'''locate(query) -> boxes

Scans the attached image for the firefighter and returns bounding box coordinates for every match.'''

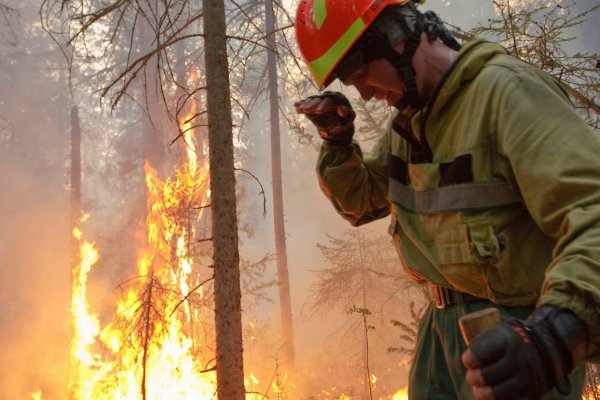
[293,0,599,399]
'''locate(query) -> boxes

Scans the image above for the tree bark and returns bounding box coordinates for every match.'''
[70,105,81,237]
[68,105,81,400]
[140,0,166,175]
[264,0,295,368]
[203,0,246,397]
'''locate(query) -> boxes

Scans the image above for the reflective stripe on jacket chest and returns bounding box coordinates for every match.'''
[388,153,522,214]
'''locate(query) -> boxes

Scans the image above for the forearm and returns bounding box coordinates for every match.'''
[317,142,390,226]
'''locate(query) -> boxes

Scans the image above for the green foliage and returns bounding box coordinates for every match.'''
[348,305,373,316]
[348,305,377,332]
[388,300,427,359]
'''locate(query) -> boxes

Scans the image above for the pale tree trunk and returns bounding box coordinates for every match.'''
[68,105,81,400]
[203,0,246,397]
[70,105,81,250]
[140,0,166,174]
[264,0,295,368]
[357,229,373,398]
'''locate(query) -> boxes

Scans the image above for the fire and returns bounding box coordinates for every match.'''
[30,390,43,400]
[392,387,408,400]
[67,160,213,399]
[178,93,200,172]
[66,107,214,399]
[45,103,412,399]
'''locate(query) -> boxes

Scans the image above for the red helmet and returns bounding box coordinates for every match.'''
[295,0,413,89]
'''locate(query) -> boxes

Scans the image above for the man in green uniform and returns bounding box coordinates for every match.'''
[294,0,598,398]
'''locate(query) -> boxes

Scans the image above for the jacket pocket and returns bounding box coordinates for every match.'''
[437,221,502,266]
[468,221,503,263]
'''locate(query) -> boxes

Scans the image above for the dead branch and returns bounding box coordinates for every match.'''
[169,276,215,317]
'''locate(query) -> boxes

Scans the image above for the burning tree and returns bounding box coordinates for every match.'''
[37,0,303,396]
[68,156,218,399]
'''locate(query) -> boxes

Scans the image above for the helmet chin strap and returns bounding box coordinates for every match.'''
[353,24,424,111]
[380,6,461,112]
[365,28,423,111]
[345,5,461,112]
[391,38,422,111]
[379,5,426,111]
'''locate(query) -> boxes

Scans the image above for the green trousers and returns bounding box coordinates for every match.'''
[408,301,585,400]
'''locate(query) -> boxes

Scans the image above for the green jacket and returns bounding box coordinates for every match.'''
[317,40,600,351]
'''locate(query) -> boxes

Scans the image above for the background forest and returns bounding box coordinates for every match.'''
[0,0,598,399]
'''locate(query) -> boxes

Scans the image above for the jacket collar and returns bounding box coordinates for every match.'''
[427,39,507,120]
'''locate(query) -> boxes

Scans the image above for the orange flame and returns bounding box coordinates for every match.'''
[66,159,214,399]
[54,96,408,400]
[178,100,199,172]
[392,387,409,400]
[65,105,215,399]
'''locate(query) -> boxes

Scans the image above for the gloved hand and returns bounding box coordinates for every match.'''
[461,306,589,400]
[294,91,355,146]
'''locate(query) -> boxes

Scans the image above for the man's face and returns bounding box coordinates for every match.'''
[338,38,419,114]
[341,57,407,108]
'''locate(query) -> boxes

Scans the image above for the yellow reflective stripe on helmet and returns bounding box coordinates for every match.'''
[313,0,327,29]
[307,17,365,86]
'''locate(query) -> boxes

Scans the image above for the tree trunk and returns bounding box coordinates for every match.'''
[203,0,246,397]
[357,228,373,398]
[70,105,81,241]
[264,0,295,368]
[68,105,81,400]
[140,0,166,175]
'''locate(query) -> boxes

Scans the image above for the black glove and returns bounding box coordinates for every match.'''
[296,91,355,146]
[464,306,588,399]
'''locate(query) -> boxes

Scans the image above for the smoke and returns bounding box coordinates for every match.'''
[0,161,71,399]
[1,0,597,398]
[0,1,72,397]
[571,0,600,54]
